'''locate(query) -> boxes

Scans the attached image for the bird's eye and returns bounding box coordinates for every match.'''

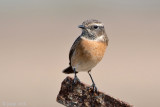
[93,25,98,29]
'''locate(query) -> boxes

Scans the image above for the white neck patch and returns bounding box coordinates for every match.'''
[94,35,105,42]
[82,35,105,42]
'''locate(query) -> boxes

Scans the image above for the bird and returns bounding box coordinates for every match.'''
[63,19,109,92]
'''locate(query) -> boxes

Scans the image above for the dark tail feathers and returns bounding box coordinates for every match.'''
[63,66,77,74]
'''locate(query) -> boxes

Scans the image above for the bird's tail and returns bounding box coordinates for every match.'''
[62,66,77,74]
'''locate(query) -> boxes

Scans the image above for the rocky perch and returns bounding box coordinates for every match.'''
[57,76,132,107]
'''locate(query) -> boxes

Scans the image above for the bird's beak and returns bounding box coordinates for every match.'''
[78,25,85,29]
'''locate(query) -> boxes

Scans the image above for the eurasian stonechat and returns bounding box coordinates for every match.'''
[63,19,109,92]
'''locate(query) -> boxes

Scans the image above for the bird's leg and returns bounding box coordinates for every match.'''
[88,70,97,93]
[73,68,80,84]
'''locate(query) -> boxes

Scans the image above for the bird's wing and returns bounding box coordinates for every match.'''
[69,36,82,65]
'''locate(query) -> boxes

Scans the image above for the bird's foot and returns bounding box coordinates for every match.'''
[73,75,80,84]
[72,76,80,91]
[91,83,98,93]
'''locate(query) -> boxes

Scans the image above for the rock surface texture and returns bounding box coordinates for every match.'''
[57,76,132,107]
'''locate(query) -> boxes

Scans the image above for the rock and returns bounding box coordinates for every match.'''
[57,76,132,107]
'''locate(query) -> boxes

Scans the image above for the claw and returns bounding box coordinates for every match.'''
[72,75,80,91]
[88,71,98,93]
[72,68,80,90]
[92,84,98,93]
[73,75,80,84]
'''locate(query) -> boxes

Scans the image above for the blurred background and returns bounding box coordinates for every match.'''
[0,0,160,107]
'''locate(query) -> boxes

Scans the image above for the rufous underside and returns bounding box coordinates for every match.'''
[71,37,107,71]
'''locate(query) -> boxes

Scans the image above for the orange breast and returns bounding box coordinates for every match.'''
[80,38,107,61]
[71,38,107,70]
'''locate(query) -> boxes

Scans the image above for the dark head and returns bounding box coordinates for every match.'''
[78,19,108,43]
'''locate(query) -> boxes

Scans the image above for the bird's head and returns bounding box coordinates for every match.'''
[78,19,107,42]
